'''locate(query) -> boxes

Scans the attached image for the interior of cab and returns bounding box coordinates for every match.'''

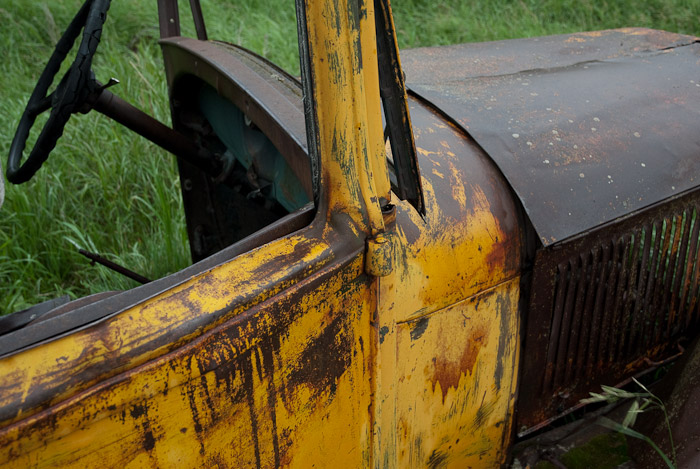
[161,37,315,262]
[0,2,316,352]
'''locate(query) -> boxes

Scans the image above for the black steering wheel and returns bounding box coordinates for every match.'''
[6,0,111,184]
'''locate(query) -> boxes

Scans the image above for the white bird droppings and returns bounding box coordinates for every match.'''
[512,133,520,138]
[579,173,585,178]
[591,127,597,132]
[641,163,646,167]
[633,132,641,138]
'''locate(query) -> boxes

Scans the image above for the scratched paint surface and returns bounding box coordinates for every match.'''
[395,280,520,467]
[0,253,374,467]
[371,94,523,467]
[0,230,335,427]
[304,0,387,237]
[0,0,384,464]
[386,98,522,320]
[0,0,529,465]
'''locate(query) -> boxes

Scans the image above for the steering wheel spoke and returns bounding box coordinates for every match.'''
[27,92,55,117]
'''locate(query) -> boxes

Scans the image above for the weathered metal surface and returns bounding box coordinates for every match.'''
[157,0,180,38]
[0,31,527,469]
[402,28,700,246]
[0,248,373,467]
[0,1,389,466]
[0,205,314,358]
[0,296,69,335]
[188,0,207,40]
[518,188,700,432]
[27,291,120,326]
[301,0,388,238]
[0,0,570,464]
[370,96,524,467]
[402,28,698,81]
[0,222,346,426]
[358,0,392,207]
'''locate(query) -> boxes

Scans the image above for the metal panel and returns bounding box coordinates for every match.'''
[402,29,700,246]
[519,188,700,431]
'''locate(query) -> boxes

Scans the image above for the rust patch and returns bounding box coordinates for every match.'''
[287,312,353,399]
[484,232,506,277]
[129,403,156,453]
[240,352,262,468]
[431,324,488,401]
[404,32,700,246]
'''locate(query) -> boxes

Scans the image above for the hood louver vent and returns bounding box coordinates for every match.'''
[518,191,700,433]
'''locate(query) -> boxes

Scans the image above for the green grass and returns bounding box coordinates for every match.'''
[1,0,699,314]
[534,433,629,469]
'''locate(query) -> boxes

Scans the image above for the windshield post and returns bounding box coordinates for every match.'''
[295,0,388,237]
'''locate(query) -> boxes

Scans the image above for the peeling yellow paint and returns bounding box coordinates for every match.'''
[0,1,525,467]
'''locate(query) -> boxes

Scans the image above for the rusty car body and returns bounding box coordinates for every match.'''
[2,0,700,466]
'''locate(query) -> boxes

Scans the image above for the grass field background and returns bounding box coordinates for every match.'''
[1,0,699,313]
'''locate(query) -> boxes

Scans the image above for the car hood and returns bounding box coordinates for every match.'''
[402,28,700,246]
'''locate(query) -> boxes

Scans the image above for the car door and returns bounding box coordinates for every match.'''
[0,0,388,467]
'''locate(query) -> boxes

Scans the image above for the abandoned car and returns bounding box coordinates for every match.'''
[1,0,700,466]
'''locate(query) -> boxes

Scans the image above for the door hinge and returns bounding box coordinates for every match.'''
[365,232,396,277]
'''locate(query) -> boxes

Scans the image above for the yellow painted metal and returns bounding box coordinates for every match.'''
[395,280,520,467]
[358,0,392,205]
[0,233,333,426]
[0,1,524,467]
[0,251,375,468]
[365,232,396,277]
[303,0,386,237]
[371,100,523,467]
